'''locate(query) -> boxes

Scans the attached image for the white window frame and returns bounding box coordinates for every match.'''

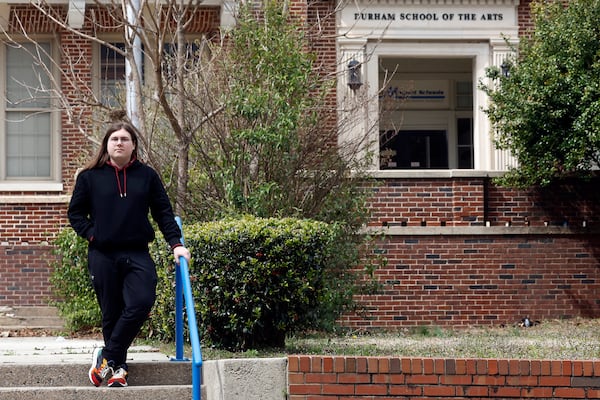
[342,41,492,176]
[378,64,474,170]
[0,37,62,191]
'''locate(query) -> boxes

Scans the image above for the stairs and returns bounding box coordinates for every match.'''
[0,306,288,399]
[0,306,64,331]
[0,361,195,400]
[0,304,202,400]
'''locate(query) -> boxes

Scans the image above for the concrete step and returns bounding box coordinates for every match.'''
[10,306,61,317]
[0,316,64,330]
[0,361,192,387]
[0,335,289,400]
[0,359,204,400]
[0,385,195,400]
[0,306,64,330]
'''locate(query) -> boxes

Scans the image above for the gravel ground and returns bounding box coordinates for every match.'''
[8,318,600,360]
[284,318,600,360]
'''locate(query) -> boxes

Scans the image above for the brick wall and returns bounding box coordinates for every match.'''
[342,233,600,329]
[0,245,58,305]
[518,0,534,36]
[368,177,600,228]
[341,176,600,329]
[288,355,600,399]
[0,203,68,245]
[0,203,68,305]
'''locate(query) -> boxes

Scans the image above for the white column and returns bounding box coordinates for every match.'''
[337,39,376,169]
[489,38,519,171]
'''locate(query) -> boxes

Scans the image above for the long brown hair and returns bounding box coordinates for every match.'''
[83,122,140,171]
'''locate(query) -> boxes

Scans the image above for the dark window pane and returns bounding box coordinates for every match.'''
[457,118,474,169]
[380,130,448,169]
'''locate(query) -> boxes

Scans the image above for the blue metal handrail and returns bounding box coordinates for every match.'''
[172,216,202,400]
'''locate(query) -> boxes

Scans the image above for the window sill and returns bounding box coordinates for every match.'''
[364,225,599,236]
[0,181,64,194]
[369,169,506,179]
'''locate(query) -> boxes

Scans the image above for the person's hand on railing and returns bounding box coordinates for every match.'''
[173,245,191,265]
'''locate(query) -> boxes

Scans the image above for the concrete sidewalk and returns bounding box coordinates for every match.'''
[0,336,172,364]
[0,335,288,400]
[0,335,289,400]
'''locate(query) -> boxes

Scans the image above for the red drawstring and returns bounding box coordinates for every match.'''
[112,166,126,198]
[123,167,127,198]
[108,159,134,198]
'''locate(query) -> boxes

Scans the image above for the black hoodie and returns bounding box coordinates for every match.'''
[68,159,182,251]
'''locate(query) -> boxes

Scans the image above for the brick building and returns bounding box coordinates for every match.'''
[1,0,599,327]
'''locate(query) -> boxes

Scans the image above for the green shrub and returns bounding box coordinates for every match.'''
[50,228,101,331]
[144,238,177,341]
[185,216,349,350]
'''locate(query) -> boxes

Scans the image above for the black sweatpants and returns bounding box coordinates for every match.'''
[88,247,157,366]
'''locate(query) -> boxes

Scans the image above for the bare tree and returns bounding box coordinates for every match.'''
[2,0,214,213]
[1,0,383,225]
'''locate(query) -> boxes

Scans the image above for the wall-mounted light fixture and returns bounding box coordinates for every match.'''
[500,60,511,77]
[347,59,362,91]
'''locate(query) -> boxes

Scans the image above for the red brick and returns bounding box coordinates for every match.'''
[583,361,594,376]
[506,375,539,386]
[472,375,505,386]
[378,358,390,374]
[554,387,586,398]
[288,372,305,384]
[440,375,471,385]
[299,356,311,372]
[305,373,337,384]
[422,358,434,374]
[406,374,438,385]
[288,356,300,372]
[538,376,571,386]
[521,386,553,398]
[288,384,322,395]
[498,360,510,375]
[389,385,422,396]
[337,373,369,384]
[490,386,521,397]
[540,360,552,375]
[423,385,455,397]
[355,384,387,395]
[530,360,542,376]
[321,383,354,395]
[311,357,323,373]
[458,385,489,397]
[322,357,333,373]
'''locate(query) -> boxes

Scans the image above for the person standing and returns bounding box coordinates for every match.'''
[68,121,191,387]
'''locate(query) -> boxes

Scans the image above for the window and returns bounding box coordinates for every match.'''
[381,130,448,169]
[378,57,474,170]
[162,41,204,83]
[457,118,474,169]
[99,43,127,107]
[456,81,474,169]
[1,41,57,181]
[456,81,473,110]
[97,39,204,106]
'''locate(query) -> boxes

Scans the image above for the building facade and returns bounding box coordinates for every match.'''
[1,0,599,327]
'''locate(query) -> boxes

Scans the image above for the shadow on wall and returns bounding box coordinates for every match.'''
[508,175,600,318]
